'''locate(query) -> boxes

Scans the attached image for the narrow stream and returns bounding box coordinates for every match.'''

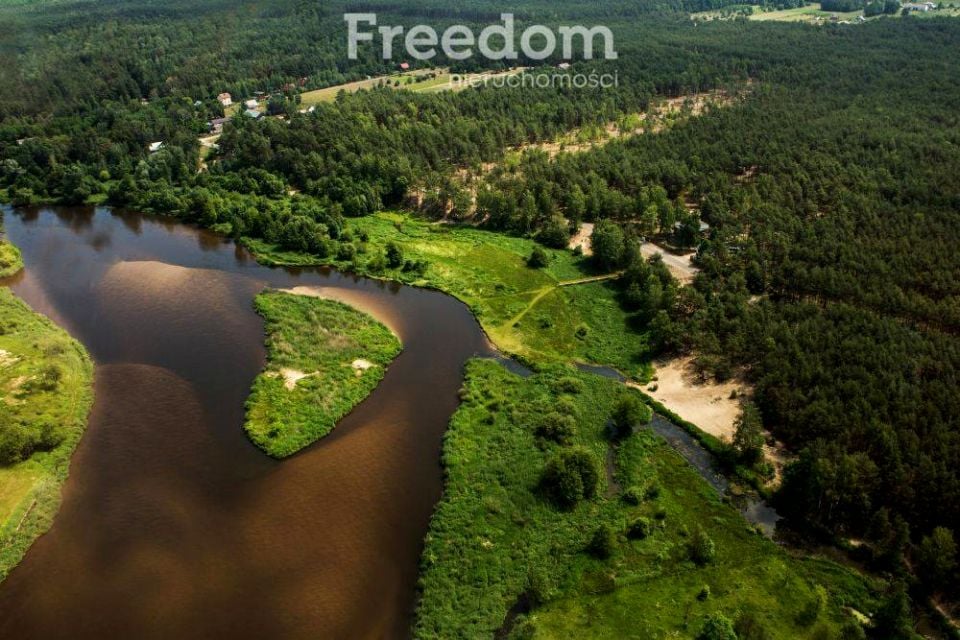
[576,363,782,537]
[0,206,493,639]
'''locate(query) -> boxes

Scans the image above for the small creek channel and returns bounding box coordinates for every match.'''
[576,363,782,537]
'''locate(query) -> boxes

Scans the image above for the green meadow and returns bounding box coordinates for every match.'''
[414,359,876,639]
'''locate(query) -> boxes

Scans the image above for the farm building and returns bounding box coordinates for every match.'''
[208,117,231,133]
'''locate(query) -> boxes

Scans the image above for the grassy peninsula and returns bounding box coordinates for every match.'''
[0,287,93,580]
[414,360,874,639]
[244,290,402,458]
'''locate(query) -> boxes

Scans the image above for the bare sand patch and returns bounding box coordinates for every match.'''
[763,440,789,487]
[568,222,594,256]
[638,356,749,441]
[640,243,698,285]
[351,359,374,377]
[0,349,19,368]
[278,368,314,390]
[4,375,30,402]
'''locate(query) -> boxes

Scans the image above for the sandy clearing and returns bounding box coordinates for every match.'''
[522,89,738,159]
[351,359,374,377]
[279,368,314,391]
[0,349,19,368]
[763,440,789,487]
[568,222,594,255]
[3,375,31,402]
[640,243,698,285]
[637,356,748,441]
[198,134,220,149]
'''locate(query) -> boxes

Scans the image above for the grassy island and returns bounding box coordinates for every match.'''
[244,290,402,458]
[414,360,874,640]
[0,287,93,580]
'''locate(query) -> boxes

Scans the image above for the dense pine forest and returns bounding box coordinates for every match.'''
[2,0,960,635]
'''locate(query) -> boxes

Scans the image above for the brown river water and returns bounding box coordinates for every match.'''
[0,206,494,639]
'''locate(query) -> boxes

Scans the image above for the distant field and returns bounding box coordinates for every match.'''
[751,3,862,22]
[692,3,863,22]
[298,67,528,105]
[693,2,960,23]
[299,68,445,106]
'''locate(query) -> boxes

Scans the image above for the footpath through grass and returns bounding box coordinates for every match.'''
[0,288,93,580]
[243,290,402,458]
[245,212,652,378]
[413,360,876,639]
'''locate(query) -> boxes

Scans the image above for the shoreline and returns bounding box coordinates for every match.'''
[0,287,94,581]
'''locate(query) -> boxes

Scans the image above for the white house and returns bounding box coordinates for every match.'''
[217,92,233,107]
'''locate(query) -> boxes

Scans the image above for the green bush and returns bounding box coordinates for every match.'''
[554,376,584,394]
[540,447,599,508]
[645,483,661,500]
[610,394,651,440]
[689,527,716,565]
[697,613,737,640]
[587,523,616,559]
[627,517,653,540]
[527,246,549,269]
[385,241,404,268]
[535,412,576,445]
[367,251,387,273]
[622,485,643,506]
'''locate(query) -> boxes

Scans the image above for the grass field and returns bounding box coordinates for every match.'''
[243,290,402,458]
[243,212,653,378]
[0,287,93,580]
[298,68,447,106]
[297,68,528,105]
[413,360,877,639]
[692,3,862,22]
[693,3,960,21]
[752,4,862,22]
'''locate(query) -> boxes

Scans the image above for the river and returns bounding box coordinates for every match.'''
[0,206,493,639]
